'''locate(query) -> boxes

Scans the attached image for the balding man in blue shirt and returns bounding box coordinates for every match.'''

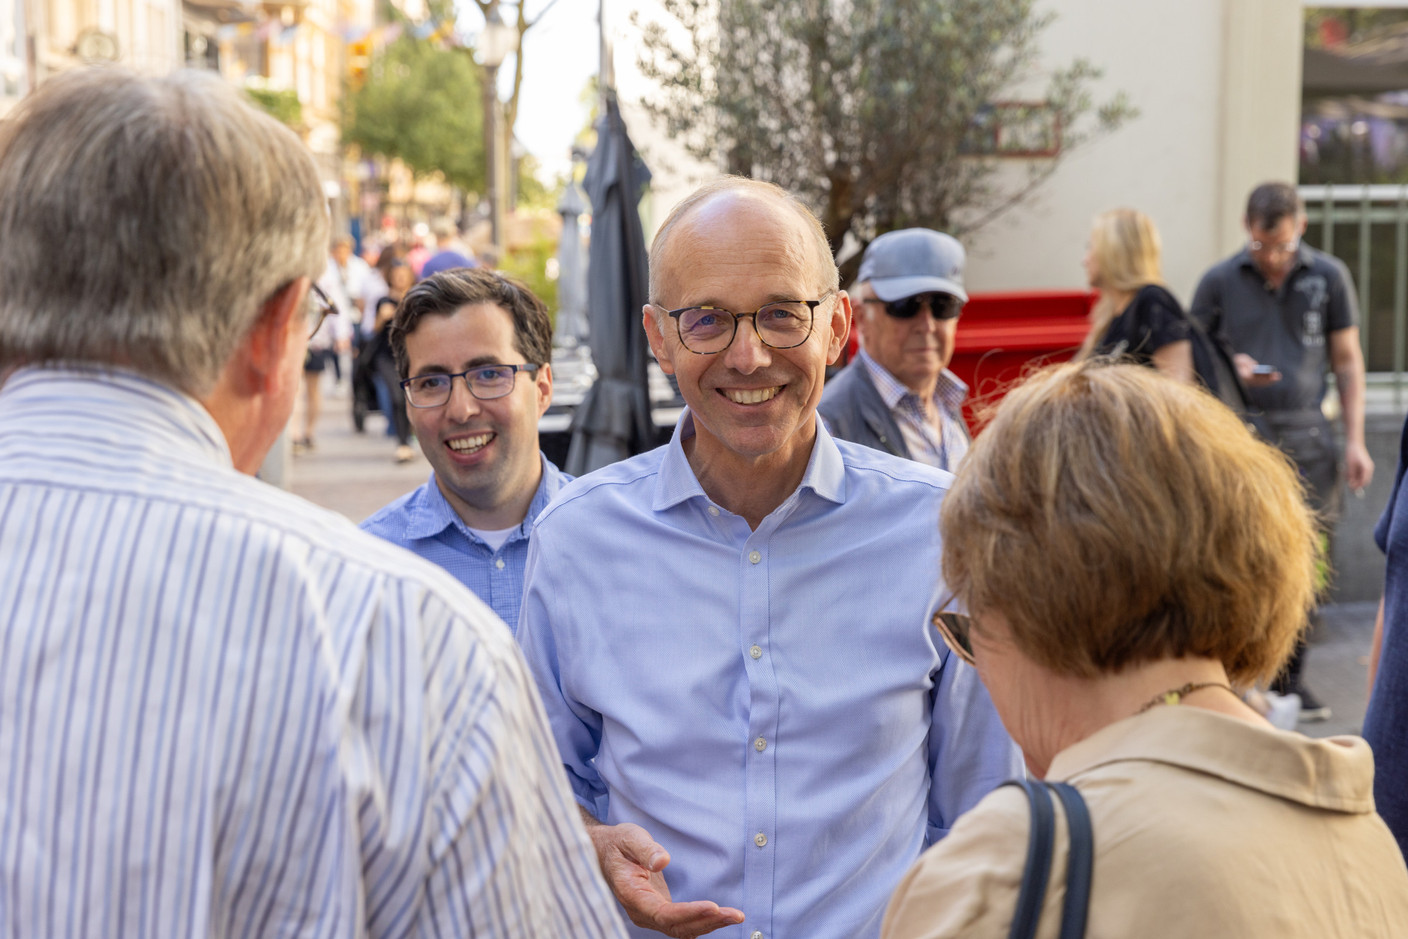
[517,177,1021,939]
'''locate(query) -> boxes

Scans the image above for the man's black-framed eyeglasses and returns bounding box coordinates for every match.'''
[862,292,961,321]
[663,291,834,355]
[401,364,541,408]
[307,283,335,339]
[931,605,976,666]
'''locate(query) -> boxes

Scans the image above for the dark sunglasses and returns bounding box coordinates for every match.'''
[931,608,975,666]
[864,292,961,321]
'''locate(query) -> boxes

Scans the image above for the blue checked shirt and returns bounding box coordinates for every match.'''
[857,348,970,472]
[360,455,571,632]
[0,368,625,939]
[518,412,1022,939]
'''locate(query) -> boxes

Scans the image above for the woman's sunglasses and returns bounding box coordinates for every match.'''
[864,292,961,321]
[931,608,976,666]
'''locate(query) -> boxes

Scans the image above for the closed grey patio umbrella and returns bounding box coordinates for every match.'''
[565,96,655,475]
[554,178,590,348]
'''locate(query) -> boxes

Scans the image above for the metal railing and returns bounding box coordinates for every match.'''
[1300,183,1408,404]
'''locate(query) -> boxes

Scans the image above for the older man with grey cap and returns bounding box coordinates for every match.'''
[820,228,970,471]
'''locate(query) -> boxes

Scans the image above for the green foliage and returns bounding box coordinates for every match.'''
[516,154,564,211]
[634,0,1136,259]
[245,86,302,128]
[500,233,559,323]
[343,36,486,192]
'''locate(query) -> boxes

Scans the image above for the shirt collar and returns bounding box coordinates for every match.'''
[404,451,563,543]
[2,365,232,465]
[653,409,847,514]
[1047,705,1376,814]
[1236,245,1311,283]
[856,348,968,412]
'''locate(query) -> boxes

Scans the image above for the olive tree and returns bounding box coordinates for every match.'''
[635,0,1135,263]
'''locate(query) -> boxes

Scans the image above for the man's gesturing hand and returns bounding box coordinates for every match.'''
[584,819,746,938]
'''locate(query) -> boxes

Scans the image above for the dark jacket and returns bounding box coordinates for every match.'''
[818,360,911,460]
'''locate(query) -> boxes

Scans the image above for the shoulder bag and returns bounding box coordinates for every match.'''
[1004,778,1093,939]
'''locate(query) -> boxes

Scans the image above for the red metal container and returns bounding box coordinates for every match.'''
[837,289,1095,432]
[948,290,1094,432]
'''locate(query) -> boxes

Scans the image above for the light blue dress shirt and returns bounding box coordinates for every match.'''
[0,368,624,939]
[518,412,1022,939]
[360,454,571,631]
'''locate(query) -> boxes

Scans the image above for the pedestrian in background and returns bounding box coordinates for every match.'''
[359,260,418,462]
[1191,181,1374,722]
[820,228,972,471]
[0,67,624,938]
[1076,207,1194,382]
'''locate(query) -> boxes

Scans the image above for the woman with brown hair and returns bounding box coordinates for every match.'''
[1078,208,1194,382]
[882,360,1408,938]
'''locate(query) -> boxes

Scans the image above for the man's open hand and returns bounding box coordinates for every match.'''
[585,820,745,938]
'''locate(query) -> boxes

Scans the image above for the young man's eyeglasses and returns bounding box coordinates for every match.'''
[307,283,335,339]
[931,605,976,666]
[863,292,961,321]
[401,364,541,408]
[663,291,834,355]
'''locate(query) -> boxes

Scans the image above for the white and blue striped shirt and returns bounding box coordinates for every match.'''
[0,367,625,939]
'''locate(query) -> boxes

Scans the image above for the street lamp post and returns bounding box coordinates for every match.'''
[476,2,517,259]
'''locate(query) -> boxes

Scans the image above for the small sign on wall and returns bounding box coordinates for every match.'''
[963,102,1062,158]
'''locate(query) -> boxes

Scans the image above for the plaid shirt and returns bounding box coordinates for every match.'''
[857,348,970,471]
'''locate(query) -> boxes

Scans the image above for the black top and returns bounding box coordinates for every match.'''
[1094,283,1191,365]
[1189,245,1358,414]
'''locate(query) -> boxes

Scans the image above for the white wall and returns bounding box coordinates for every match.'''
[962,0,1302,300]
[613,0,1303,302]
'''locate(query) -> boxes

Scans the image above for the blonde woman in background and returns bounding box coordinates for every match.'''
[1078,208,1194,382]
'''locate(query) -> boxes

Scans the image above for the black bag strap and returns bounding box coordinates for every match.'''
[1003,779,1093,939]
[1006,779,1055,939]
[1049,782,1093,939]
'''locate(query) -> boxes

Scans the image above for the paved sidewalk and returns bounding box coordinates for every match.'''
[283,374,1378,740]
[1301,601,1376,739]
[286,376,427,524]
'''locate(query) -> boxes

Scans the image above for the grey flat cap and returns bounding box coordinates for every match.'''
[858,228,968,303]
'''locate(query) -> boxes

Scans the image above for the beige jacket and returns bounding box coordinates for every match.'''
[882,706,1408,938]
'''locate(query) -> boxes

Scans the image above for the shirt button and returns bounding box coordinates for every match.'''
[754,737,767,751]
[749,645,762,659]
[708,505,720,517]
[754,832,767,847]
[749,550,761,564]
[494,558,505,570]
[752,933,763,939]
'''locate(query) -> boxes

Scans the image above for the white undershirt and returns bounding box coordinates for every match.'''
[467,524,517,552]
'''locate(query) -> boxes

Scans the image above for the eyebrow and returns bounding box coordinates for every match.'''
[677,294,813,310]
[410,355,513,377]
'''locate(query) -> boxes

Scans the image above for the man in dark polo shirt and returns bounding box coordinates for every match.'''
[1191,180,1373,722]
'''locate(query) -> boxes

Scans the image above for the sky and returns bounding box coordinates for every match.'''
[487,0,655,180]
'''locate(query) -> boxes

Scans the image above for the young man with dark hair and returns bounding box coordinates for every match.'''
[360,267,567,630]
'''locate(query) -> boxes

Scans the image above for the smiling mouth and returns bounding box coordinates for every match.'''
[723,386,782,405]
[447,432,493,454]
